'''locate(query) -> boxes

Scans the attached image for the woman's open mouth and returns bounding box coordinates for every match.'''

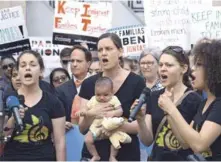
[24,73,33,81]
[160,74,168,82]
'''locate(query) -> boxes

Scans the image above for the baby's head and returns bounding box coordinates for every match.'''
[95,77,113,103]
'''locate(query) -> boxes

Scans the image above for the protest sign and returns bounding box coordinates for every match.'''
[190,6,221,44]
[53,1,112,50]
[143,0,211,50]
[0,6,30,56]
[108,25,147,57]
[29,37,70,77]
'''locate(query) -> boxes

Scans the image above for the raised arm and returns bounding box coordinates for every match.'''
[168,107,221,153]
[118,102,153,146]
[137,114,154,146]
[159,95,221,153]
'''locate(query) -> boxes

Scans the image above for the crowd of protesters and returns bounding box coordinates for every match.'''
[0,33,221,161]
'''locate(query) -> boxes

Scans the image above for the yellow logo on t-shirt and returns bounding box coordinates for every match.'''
[13,115,49,143]
[156,123,181,150]
[201,149,212,158]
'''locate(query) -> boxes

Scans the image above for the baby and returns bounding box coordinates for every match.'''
[76,77,131,161]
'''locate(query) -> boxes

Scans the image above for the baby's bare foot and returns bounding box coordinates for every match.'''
[109,156,118,162]
[90,155,100,161]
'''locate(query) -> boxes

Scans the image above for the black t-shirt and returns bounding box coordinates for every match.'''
[3,81,56,115]
[2,91,65,161]
[3,81,55,100]
[193,98,221,161]
[147,88,202,161]
[79,72,145,161]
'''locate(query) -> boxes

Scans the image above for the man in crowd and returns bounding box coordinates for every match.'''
[56,45,92,130]
[60,47,72,71]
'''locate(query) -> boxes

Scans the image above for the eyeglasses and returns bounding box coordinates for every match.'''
[2,63,15,70]
[61,60,70,65]
[53,75,68,83]
[140,61,155,66]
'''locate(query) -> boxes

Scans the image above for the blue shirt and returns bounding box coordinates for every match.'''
[0,74,11,93]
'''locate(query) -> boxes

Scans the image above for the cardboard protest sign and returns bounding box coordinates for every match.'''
[190,6,221,44]
[108,25,147,57]
[0,6,30,56]
[143,0,211,50]
[53,1,112,50]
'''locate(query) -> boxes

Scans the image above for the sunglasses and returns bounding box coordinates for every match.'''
[53,75,68,83]
[2,63,15,70]
[163,46,185,55]
[61,60,70,65]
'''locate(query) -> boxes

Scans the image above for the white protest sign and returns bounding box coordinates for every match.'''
[0,6,30,55]
[53,1,112,50]
[190,6,221,44]
[108,25,147,57]
[29,37,68,77]
[144,0,211,50]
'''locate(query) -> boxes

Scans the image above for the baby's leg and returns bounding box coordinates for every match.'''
[85,131,100,161]
[109,145,119,162]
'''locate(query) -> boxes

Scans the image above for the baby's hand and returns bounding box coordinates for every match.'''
[75,111,81,117]
[104,110,114,118]
[75,110,86,117]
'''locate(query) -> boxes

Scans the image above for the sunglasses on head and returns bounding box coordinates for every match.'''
[163,46,185,55]
[61,60,70,65]
[2,63,15,70]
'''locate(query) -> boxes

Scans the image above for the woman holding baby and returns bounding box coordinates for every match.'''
[78,33,145,161]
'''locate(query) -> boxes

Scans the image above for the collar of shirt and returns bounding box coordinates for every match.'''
[73,73,90,94]
[151,79,164,92]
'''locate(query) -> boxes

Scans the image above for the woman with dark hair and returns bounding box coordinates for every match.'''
[2,50,66,161]
[49,68,70,88]
[10,66,21,91]
[0,56,16,79]
[78,33,145,161]
[3,65,22,103]
[0,56,16,92]
[134,46,202,160]
[1,65,22,155]
[89,57,101,76]
[159,39,221,161]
